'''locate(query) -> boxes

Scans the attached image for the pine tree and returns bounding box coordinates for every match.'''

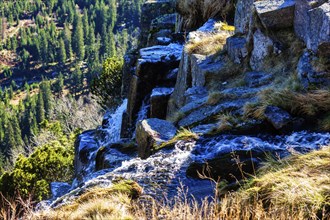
[58,37,66,65]
[72,11,85,60]
[63,23,72,60]
[3,116,16,157]
[36,91,45,124]
[39,81,52,119]
[82,8,89,45]
[54,73,64,96]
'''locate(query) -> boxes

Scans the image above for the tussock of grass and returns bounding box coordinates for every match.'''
[33,194,134,220]
[207,113,242,135]
[207,91,233,105]
[185,32,230,55]
[243,102,267,120]
[157,128,199,150]
[32,180,142,220]
[244,89,330,123]
[219,23,235,32]
[176,0,235,30]
[260,89,330,117]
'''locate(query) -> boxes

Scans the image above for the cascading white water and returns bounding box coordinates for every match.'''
[102,99,128,145]
[132,99,150,138]
[66,130,330,205]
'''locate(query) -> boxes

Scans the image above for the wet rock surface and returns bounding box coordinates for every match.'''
[140,0,175,47]
[74,130,99,177]
[150,87,174,119]
[264,106,292,129]
[127,43,183,125]
[178,98,252,127]
[50,182,71,200]
[234,0,256,34]
[136,118,177,159]
[191,54,226,87]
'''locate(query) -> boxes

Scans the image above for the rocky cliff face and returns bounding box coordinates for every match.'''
[117,0,330,184]
[47,0,330,207]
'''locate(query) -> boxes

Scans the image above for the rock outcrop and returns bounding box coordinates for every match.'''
[127,43,183,126]
[297,50,330,88]
[136,118,176,158]
[150,87,174,119]
[295,0,330,55]
[254,0,296,29]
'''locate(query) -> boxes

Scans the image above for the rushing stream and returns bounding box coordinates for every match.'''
[49,100,330,208]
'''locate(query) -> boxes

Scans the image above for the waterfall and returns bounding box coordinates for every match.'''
[132,99,150,138]
[136,99,150,124]
[102,99,128,145]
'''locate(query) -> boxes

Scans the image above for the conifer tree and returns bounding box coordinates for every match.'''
[63,23,73,60]
[58,37,67,65]
[72,11,85,60]
[36,91,45,124]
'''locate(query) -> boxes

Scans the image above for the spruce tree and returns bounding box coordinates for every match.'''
[58,37,66,65]
[63,23,72,60]
[36,91,45,124]
[72,11,85,60]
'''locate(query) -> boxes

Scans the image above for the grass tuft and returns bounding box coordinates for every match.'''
[157,128,199,150]
[185,32,230,56]
[207,91,233,105]
[260,89,330,117]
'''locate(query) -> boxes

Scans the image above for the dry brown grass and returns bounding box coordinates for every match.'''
[33,193,134,220]
[260,89,330,117]
[207,91,233,105]
[31,180,142,220]
[185,32,230,56]
[244,89,330,123]
[176,0,235,30]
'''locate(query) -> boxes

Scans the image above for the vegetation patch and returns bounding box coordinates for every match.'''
[207,91,234,105]
[32,180,142,220]
[185,32,230,56]
[157,128,199,150]
[260,89,330,117]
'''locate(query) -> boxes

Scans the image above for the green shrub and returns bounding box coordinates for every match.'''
[0,141,74,201]
[90,56,123,108]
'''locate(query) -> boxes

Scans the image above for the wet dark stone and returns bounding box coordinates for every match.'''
[186,150,267,182]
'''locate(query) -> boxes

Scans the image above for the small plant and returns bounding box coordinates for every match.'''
[260,89,330,117]
[207,112,243,135]
[243,102,267,120]
[157,128,199,150]
[207,91,233,105]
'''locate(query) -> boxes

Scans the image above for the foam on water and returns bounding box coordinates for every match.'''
[101,99,127,145]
